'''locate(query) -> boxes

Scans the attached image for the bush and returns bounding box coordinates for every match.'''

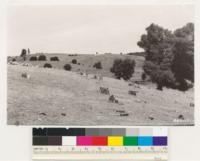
[110,58,135,80]
[29,56,37,61]
[69,54,78,56]
[38,55,46,61]
[20,49,26,57]
[141,73,146,81]
[43,63,52,68]
[64,64,72,71]
[12,58,16,62]
[50,56,59,61]
[71,59,77,64]
[93,61,102,69]
[20,49,27,61]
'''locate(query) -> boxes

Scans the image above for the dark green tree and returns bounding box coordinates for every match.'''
[93,61,102,69]
[137,23,194,91]
[27,48,30,54]
[20,49,27,61]
[138,23,175,90]
[71,59,77,64]
[110,58,135,80]
[172,23,194,90]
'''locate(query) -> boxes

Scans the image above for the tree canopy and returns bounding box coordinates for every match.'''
[138,23,194,91]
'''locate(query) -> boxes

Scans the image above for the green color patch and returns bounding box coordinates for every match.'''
[123,136,138,146]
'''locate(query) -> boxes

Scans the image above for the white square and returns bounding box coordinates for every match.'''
[153,128,168,136]
[62,136,76,146]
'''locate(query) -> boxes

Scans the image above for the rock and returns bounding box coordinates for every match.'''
[21,73,30,79]
[178,114,184,120]
[128,90,137,96]
[135,99,142,103]
[99,87,110,95]
[39,112,46,116]
[109,95,119,104]
[14,120,20,126]
[61,113,66,116]
[120,113,129,116]
[109,95,115,102]
[148,116,154,120]
[116,110,125,113]
[190,103,194,107]
[93,75,97,79]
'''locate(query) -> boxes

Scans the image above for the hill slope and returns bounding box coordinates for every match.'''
[7,65,194,125]
[8,53,145,79]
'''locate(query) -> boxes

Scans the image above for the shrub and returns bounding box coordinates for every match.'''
[12,58,16,62]
[69,54,78,56]
[50,56,59,61]
[20,49,26,57]
[71,59,77,64]
[44,63,52,68]
[64,64,72,71]
[110,58,135,80]
[141,73,146,81]
[29,56,37,61]
[38,55,46,61]
[20,49,27,61]
[93,61,102,69]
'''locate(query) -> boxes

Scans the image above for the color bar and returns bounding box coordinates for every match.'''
[85,128,100,136]
[98,128,113,136]
[138,137,153,146]
[77,136,93,146]
[33,136,48,145]
[153,128,168,136]
[47,128,68,136]
[48,136,62,146]
[108,136,123,146]
[62,136,76,146]
[92,136,107,146]
[111,128,126,136]
[125,128,139,136]
[153,137,167,146]
[33,128,168,147]
[33,128,47,136]
[47,128,85,136]
[123,136,138,146]
[139,128,153,136]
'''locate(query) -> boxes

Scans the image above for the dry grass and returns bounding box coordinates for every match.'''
[7,65,194,125]
[8,53,144,79]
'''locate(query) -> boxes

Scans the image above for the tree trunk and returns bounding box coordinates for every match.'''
[157,84,163,91]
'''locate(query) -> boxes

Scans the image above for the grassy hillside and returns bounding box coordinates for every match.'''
[8,53,145,79]
[7,65,194,125]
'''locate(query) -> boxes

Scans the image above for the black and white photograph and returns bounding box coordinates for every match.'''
[7,4,194,126]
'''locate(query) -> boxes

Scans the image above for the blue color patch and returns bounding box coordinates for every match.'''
[138,137,153,146]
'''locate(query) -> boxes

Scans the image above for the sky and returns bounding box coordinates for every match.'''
[7,5,194,55]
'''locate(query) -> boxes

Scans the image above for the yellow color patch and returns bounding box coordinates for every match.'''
[108,136,123,146]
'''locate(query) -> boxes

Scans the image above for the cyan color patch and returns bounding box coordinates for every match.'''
[138,137,153,146]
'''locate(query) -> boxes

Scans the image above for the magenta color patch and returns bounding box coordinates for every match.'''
[77,136,93,146]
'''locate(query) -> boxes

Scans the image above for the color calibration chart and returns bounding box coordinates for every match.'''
[32,128,168,161]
